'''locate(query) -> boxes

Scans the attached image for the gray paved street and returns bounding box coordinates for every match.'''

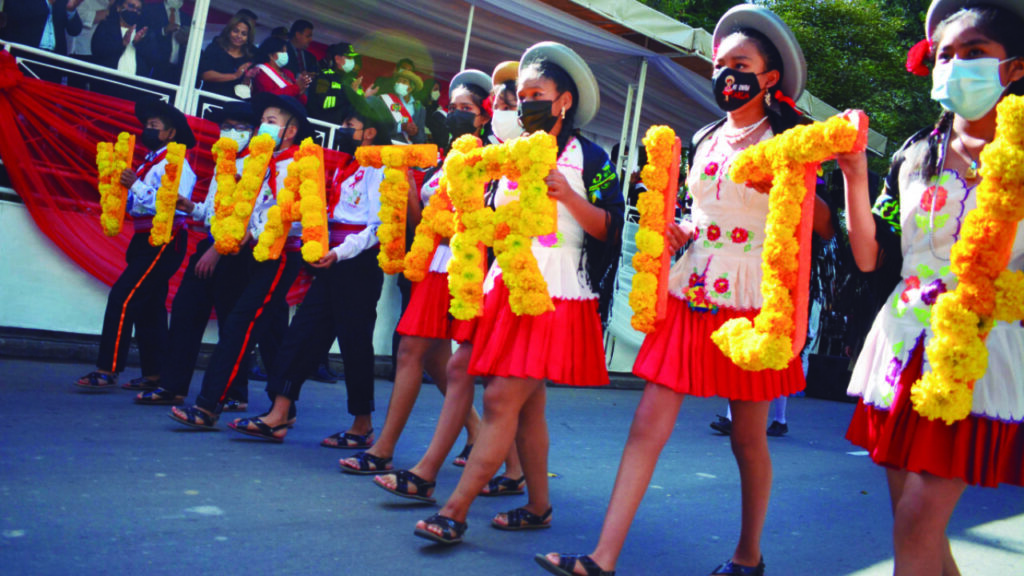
[1,358,1022,575]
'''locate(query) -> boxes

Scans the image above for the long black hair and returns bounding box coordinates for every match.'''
[520,58,580,152]
[257,37,288,66]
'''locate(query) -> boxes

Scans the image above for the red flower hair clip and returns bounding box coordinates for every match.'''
[906,38,933,77]
[481,95,494,119]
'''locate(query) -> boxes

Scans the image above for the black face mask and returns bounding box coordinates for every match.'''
[445,109,478,140]
[711,67,764,112]
[517,99,559,135]
[120,9,142,26]
[335,126,358,155]
[140,128,165,151]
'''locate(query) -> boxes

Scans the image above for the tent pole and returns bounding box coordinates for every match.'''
[615,82,635,181]
[174,0,210,115]
[625,58,648,180]
[460,4,475,71]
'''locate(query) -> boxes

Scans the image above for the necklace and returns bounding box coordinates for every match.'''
[720,116,768,145]
[957,135,981,179]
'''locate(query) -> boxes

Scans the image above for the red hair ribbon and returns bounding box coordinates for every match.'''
[481,95,493,119]
[906,38,932,77]
[773,90,802,115]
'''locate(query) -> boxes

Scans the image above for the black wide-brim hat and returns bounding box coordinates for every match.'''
[208,101,258,127]
[712,5,807,102]
[134,98,197,149]
[252,93,313,142]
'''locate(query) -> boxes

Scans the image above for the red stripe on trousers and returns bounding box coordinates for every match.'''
[111,242,170,372]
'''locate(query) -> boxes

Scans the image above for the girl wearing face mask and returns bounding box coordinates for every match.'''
[839,2,1024,574]
[342,70,491,476]
[414,43,625,547]
[252,36,308,105]
[372,65,527,503]
[490,61,524,144]
[539,6,835,575]
[198,14,256,99]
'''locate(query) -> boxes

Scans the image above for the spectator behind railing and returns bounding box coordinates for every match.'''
[67,0,113,63]
[307,42,366,127]
[1,0,84,56]
[197,12,255,99]
[142,0,188,84]
[284,18,316,95]
[91,0,158,78]
[252,36,308,105]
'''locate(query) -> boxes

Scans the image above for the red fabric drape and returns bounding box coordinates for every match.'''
[0,51,339,309]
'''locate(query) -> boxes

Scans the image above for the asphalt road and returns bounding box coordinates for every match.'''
[1,358,1021,575]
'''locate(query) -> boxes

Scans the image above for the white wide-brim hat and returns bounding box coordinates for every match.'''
[926,0,1024,40]
[712,4,807,102]
[449,69,492,96]
[519,41,600,128]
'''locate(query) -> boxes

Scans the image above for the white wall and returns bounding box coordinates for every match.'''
[0,197,403,356]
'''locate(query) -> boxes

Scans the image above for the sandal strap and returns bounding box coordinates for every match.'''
[422,513,467,540]
[141,387,176,401]
[395,469,435,495]
[183,406,216,426]
[711,558,765,576]
[348,451,392,472]
[505,506,552,528]
[560,554,613,576]
[487,474,525,493]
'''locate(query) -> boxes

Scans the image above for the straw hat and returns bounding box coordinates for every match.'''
[491,61,519,87]
[393,69,423,93]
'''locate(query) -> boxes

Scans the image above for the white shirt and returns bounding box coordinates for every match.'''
[248,151,301,239]
[191,154,246,229]
[163,2,184,65]
[329,165,384,261]
[68,0,107,56]
[127,146,198,217]
[117,26,140,75]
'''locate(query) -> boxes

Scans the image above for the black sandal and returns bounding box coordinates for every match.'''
[222,399,249,412]
[414,513,467,545]
[227,416,287,442]
[134,387,185,405]
[710,557,765,576]
[121,376,159,391]
[168,406,218,430]
[480,474,525,497]
[74,371,117,392]
[373,469,436,503]
[320,428,374,449]
[492,506,552,531]
[535,553,615,576]
[452,443,472,467]
[340,451,393,475]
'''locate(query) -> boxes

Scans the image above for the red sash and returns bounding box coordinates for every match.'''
[268,146,298,199]
[382,93,414,124]
[328,152,359,214]
[136,149,168,180]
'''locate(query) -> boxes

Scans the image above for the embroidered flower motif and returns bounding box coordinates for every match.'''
[919,183,947,212]
[689,273,702,287]
[920,279,948,306]
[537,231,560,247]
[706,224,721,241]
[713,277,730,294]
[704,162,719,177]
[901,276,921,303]
[730,227,749,243]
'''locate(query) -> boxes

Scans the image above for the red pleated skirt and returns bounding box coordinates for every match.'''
[633,295,805,400]
[468,274,609,386]
[396,271,452,340]
[846,341,1024,488]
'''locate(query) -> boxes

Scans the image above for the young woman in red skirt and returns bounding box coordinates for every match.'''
[413,41,625,545]
[841,1,1024,574]
[539,6,835,575]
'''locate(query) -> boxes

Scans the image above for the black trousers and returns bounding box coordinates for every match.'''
[195,249,302,413]
[97,229,188,374]
[267,248,384,416]
[161,238,251,399]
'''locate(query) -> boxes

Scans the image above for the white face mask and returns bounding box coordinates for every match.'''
[220,128,252,151]
[931,57,1014,121]
[274,51,289,69]
[394,83,410,97]
[491,109,523,143]
[342,58,355,73]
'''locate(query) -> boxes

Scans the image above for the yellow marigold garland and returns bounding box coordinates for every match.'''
[711,111,869,371]
[253,137,329,262]
[96,132,135,236]
[211,133,275,255]
[445,131,559,318]
[404,174,455,282]
[912,95,1024,424]
[355,144,438,274]
[630,125,680,333]
[149,142,186,246]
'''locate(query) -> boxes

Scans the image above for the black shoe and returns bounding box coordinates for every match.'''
[311,363,338,384]
[710,415,732,436]
[766,421,788,437]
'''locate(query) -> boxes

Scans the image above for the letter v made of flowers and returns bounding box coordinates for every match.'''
[711,111,869,371]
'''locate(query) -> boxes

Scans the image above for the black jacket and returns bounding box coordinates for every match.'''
[141,1,189,83]
[91,13,159,77]
[0,0,83,56]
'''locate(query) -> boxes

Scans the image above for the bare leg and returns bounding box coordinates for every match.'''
[416,376,543,535]
[544,383,684,573]
[891,470,966,576]
[726,399,772,568]
[491,385,549,526]
[357,335,433,459]
[422,340,481,447]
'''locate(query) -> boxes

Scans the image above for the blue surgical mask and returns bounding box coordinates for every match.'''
[394,83,410,97]
[258,122,283,148]
[342,58,355,73]
[274,51,289,69]
[220,128,252,151]
[931,57,1014,121]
